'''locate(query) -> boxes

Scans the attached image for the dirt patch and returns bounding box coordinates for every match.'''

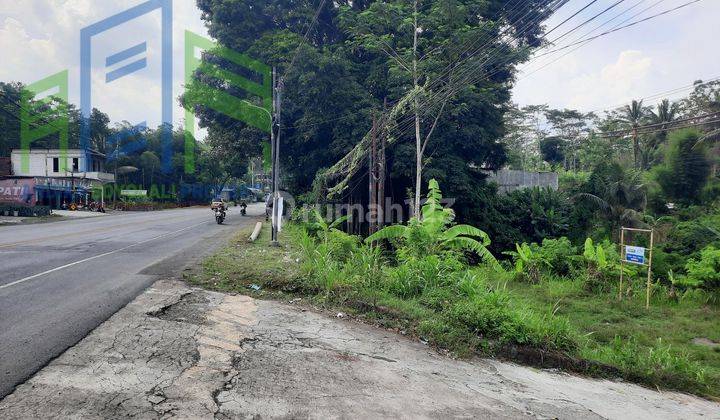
[497,345,622,378]
[692,338,720,349]
[148,292,209,325]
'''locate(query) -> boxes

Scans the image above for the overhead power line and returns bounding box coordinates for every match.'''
[547,0,627,45]
[598,111,720,137]
[282,0,328,83]
[584,76,720,115]
[545,0,602,37]
[523,0,703,73]
[401,0,702,136]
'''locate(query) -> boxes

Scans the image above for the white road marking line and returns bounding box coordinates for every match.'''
[0,220,211,291]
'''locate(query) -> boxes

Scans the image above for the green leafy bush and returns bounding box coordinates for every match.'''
[685,246,720,290]
[504,237,577,282]
[535,237,577,275]
[579,238,634,292]
[385,253,463,299]
[504,243,552,283]
[664,217,720,256]
[324,229,360,262]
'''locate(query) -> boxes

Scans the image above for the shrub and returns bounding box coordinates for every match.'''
[324,229,360,262]
[385,253,464,299]
[535,237,577,275]
[504,237,578,281]
[498,187,572,243]
[664,218,719,255]
[579,238,635,292]
[685,246,720,290]
[504,243,552,283]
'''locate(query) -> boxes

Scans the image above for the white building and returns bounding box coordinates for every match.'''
[10,149,114,182]
[5,149,115,208]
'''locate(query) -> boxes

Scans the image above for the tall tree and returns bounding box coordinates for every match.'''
[654,129,711,205]
[578,162,647,237]
[544,108,591,171]
[0,82,24,158]
[191,0,557,227]
[618,99,650,169]
[502,104,547,170]
[643,99,679,168]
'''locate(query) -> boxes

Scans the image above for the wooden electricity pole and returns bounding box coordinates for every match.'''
[369,115,378,235]
[378,115,386,229]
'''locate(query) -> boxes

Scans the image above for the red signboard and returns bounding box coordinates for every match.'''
[0,179,36,206]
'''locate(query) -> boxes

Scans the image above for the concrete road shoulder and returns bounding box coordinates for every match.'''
[1,279,718,419]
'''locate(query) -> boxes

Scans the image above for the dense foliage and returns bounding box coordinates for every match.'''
[189,0,557,210]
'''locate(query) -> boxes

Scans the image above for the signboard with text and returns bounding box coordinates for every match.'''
[0,179,36,206]
[121,190,148,197]
[625,245,646,265]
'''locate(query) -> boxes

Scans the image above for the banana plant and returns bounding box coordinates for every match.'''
[308,209,348,244]
[504,243,551,282]
[366,179,500,270]
[583,238,608,269]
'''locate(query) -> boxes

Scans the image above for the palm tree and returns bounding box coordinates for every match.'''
[651,99,679,123]
[644,99,679,168]
[618,100,648,169]
[577,163,647,238]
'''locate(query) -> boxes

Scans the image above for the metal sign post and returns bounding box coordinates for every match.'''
[619,227,655,309]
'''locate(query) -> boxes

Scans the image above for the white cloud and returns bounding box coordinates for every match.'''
[0,0,210,138]
[512,0,720,114]
[565,50,654,111]
[0,17,63,79]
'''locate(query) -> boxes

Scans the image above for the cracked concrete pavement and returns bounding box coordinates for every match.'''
[1,280,718,419]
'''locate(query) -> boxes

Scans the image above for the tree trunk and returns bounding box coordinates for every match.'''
[632,127,640,169]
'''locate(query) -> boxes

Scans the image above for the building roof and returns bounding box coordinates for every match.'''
[10,148,107,158]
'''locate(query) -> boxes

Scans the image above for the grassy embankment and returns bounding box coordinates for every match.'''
[188,224,720,400]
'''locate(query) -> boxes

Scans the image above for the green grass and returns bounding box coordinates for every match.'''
[189,223,720,400]
[505,276,720,398]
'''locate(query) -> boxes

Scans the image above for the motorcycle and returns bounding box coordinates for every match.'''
[214,208,226,224]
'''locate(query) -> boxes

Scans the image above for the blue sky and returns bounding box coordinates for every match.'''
[512,0,720,113]
[0,0,717,136]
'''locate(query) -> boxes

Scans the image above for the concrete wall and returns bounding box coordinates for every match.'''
[484,169,559,194]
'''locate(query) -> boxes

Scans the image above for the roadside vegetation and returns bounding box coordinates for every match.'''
[191,178,720,399]
[178,0,719,401]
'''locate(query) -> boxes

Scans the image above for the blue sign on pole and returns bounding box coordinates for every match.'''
[625,246,646,265]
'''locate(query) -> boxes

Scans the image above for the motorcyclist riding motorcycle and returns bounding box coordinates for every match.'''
[239,200,247,216]
[211,198,227,224]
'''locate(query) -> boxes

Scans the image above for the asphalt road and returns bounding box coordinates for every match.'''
[0,204,261,398]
